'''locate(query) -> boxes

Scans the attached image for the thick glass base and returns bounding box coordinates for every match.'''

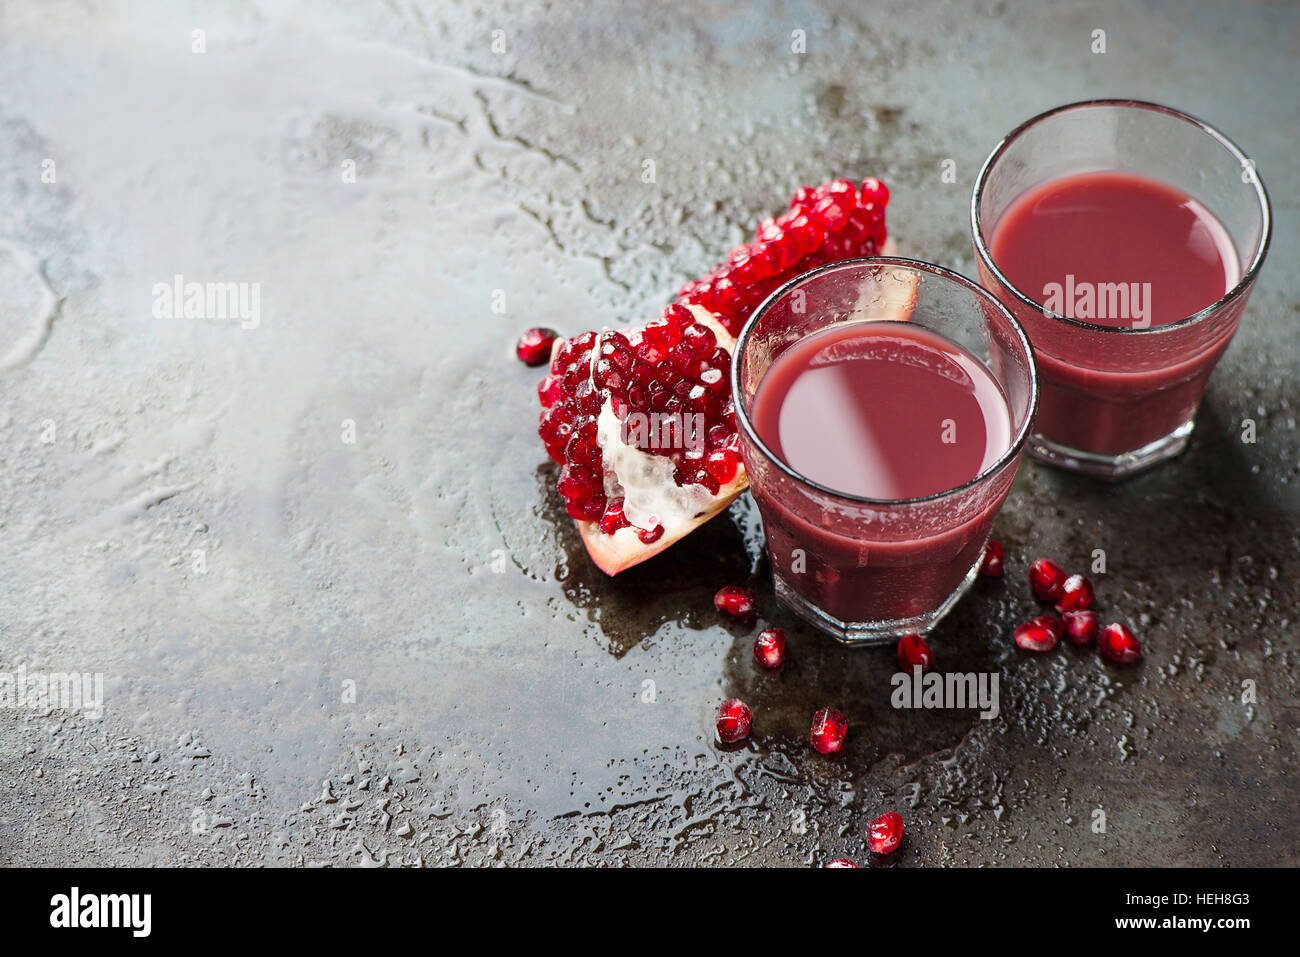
[773,560,982,646]
[1027,419,1194,480]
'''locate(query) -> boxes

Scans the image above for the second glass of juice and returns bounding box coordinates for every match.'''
[972,100,1271,478]
[733,258,1038,645]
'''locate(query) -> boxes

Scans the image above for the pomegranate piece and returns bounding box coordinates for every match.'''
[753,628,787,670]
[537,179,897,575]
[1098,623,1142,664]
[810,708,848,755]
[1055,573,1095,612]
[825,858,859,868]
[675,179,894,337]
[516,326,558,366]
[1028,558,1067,602]
[979,539,1004,577]
[1062,609,1099,644]
[896,633,933,673]
[547,308,748,575]
[714,585,757,626]
[866,811,904,854]
[715,698,752,743]
[1013,620,1059,652]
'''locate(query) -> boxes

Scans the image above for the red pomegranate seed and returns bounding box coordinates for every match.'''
[715,698,752,743]
[1028,558,1067,602]
[704,447,742,485]
[866,811,904,854]
[979,539,1004,577]
[1013,620,1059,652]
[1062,609,1098,644]
[1032,614,1063,642]
[537,374,564,408]
[825,858,859,868]
[790,185,818,211]
[1055,573,1095,612]
[860,177,890,208]
[1098,623,1142,664]
[753,628,786,670]
[714,585,757,626]
[598,499,630,535]
[810,708,848,755]
[896,633,933,673]
[637,524,664,545]
[516,327,558,366]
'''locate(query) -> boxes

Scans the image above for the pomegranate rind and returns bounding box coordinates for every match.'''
[576,471,748,575]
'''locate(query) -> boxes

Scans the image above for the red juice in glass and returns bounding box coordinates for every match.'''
[990,171,1238,455]
[972,100,1271,479]
[734,259,1037,644]
[749,321,1012,625]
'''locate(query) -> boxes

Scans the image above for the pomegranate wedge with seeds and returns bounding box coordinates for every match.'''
[539,304,748,574]
[537,178,897,574]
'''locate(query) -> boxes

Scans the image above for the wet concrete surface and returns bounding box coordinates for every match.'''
[0,0,1296,866]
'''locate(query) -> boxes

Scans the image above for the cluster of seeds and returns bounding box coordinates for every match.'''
[677,177,891,336]
[536,306,741,531]
[1014,556,1142,664]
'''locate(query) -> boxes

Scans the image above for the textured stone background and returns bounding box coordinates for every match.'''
[0,0,1295,866]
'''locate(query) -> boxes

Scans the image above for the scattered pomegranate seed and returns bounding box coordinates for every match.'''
[1056,573,1095,612]
[1028,558,1067,602]
[1032,614,1063,643]
[753,628,787,670]
[1062,609,1099,644]
[1098,623,1142,664]
[714,585,757,626]
[825,858,859,868]
[979,539,1004,576]
[715,699,752,743]
[896,633,933,673]
[516,327,558,366]
[1013,620,1059,652]
[810,708,848,755]
[866,811,904,854]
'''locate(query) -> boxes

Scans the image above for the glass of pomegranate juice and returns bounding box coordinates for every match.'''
[732,258,1038,644]
[972,100,1271,478]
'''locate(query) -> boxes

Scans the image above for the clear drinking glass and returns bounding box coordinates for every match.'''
[732,258,1038,645]
[972,99,1272,478]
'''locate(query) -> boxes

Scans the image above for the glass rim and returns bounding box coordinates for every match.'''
[970,98,1273,337]
[730,256,1040,508]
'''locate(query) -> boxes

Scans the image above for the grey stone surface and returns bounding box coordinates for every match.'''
[0,0,1295,866]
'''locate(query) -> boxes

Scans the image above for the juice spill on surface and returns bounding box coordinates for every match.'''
[990,170,1238,328]
[751,321,1012,500]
